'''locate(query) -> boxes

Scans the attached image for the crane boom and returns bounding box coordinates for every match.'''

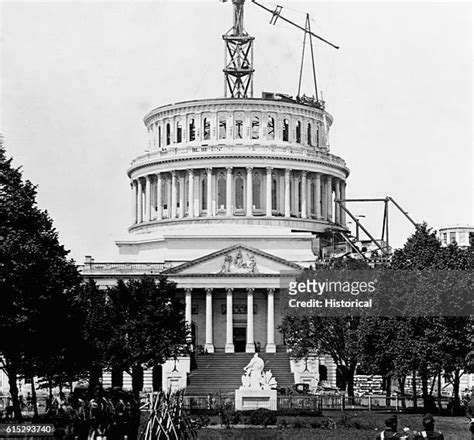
[251,0,339,49]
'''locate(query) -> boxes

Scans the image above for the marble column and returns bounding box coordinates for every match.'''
[131,181,137,225]
[145,175,151,222]
[327,176,333,222]
[226,167,233,216]
[335,179,341,224]
[246,167,253,216]
[246,288,255,353]
[185,288,192,343]
[206,168,212,217]
[137,178,143,223]
[341,180,346,226]
[171,171,177,219]
[266,167,272,216]
[225,288,234,353]
[156,173,162,220]
[188,169,194,217]
[204,288,214,353]
[179,173,185,218]
[315,173,321,219]
[301,171,307,219]
[284,169,291,217]
[266,288,276,353]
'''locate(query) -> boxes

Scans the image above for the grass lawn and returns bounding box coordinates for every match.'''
[195,411,469,439]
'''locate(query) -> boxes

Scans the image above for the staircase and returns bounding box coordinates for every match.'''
[186,350,294,396]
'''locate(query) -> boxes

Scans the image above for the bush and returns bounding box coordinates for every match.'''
[249,408,277,426]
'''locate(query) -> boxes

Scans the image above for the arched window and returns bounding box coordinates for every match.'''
[203,117,210,141]
[235,174,244,210]
[219,118,227,140]
[296,121,301,143]
[176,120,182,143]
[319,365,328,382]
[189,119,196,141]
[158,126,162,148]
[310,180,315,214]
[271,176,278,211]
[217,174,226,209]
[307,123,312,146]
[166,123,171,145]
[267,116,275,140]
[251,116,259,139]
[283,119,289,142]
[316,124,320,148]
[235,118,244,139]
[252,174,262,210]
[176,179,181,209]
[201,176,207,210]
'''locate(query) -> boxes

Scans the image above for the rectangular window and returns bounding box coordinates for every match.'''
[450,232,456,243]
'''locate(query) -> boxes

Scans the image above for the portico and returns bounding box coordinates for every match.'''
[163,244,301,355]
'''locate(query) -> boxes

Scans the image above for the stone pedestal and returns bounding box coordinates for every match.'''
[235,389,277,411]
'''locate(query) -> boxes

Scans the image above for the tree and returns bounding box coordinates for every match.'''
[0,145,82,419]
[101,276,188,396]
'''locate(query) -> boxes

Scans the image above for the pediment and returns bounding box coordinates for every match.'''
[163,245,301,276]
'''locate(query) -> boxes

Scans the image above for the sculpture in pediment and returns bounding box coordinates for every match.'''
[218,249,259,274]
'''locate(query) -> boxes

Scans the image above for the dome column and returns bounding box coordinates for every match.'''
[301,171,307,219]
[246,167,253,216]
[315,173,321,219]
[206,168,213,217]
[145,175,151,222]
[326,176,333,221]
[137,178,143,223]
[179,173,185,218]
[188,169,194,217]
[226,167,233,216]
[266,167,272,216]
[156,173,162,220]
[335,179,341,224]
[284,169,291,217]
[131,180,137,225]
[171,171,177,218]
[341,180,346,226]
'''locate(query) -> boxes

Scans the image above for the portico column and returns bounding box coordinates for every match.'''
[301,171,307,219]
[188,169,194,217]
[226,167,232,216]
[284,169,291,217]
[335,179,341,224]
[137,178,143,223]
[246,167,253,216]
[184,288,192,343]
[266,289,276,353]
[204,288,214,353]
[206,168,212,217]
[315,173,321,219]
[225,288,234,353]
[341,180,346,226]
[145,175,151,221]
[266,167,272,216]
[327,176,333,221]
[245,288,255,353]
[156,173,162,220]
[171,171,177,218]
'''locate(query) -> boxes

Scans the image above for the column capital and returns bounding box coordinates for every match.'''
[226,287,234,295]
[171,170,176,177]
[246,166,253,173]
[188,168,194,176]
[246,288,255,295]
[226,166,233,172]
[266,166,273,172]
[184,288,192,295]
[267,288,275,295]
[206,167,213,173]
[285,168,292,175]
[205,288,213,295]
[302,170,307,177]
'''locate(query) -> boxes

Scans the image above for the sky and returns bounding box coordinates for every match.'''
[1,1,472,263]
